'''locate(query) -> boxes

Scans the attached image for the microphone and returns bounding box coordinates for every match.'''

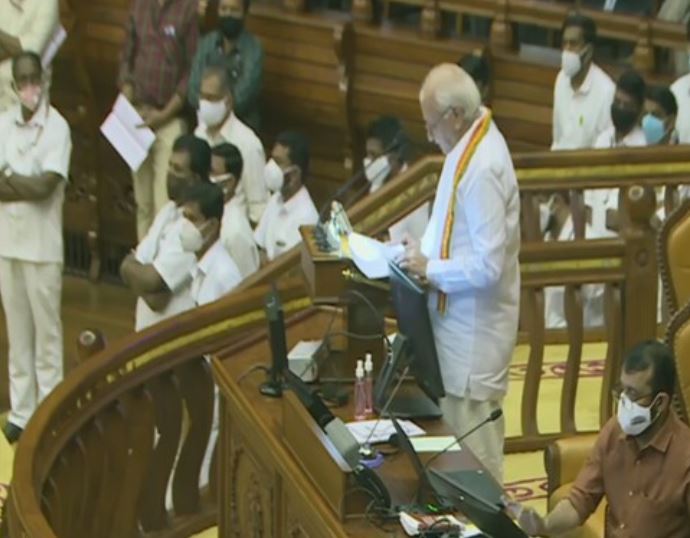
[423,408,503,471]
[317,134,403,223]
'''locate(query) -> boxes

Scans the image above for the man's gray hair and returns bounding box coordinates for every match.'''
[201,64,232,93]
[419,63,481,121]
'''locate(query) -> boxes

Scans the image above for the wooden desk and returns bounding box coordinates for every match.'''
[213,306,488,537]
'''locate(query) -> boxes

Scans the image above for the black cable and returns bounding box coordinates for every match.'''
[237,364,270,385]
[343,288,391,349]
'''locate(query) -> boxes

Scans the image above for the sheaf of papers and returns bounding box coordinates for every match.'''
[347,232,404,279]
[100,94,155,172]
[346,419,425,445]
[42,24,67,68]
[409,436,461,453]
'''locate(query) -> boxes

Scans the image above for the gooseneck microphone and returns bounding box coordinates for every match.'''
[423,408,503,471]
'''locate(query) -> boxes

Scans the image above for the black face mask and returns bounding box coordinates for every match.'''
[219,15,244,40]
[610,104,638,135]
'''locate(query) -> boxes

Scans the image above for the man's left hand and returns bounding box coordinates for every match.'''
[398,234,429,279]
[138,108,168,131]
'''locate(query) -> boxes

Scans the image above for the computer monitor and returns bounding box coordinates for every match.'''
[376,262,444,418]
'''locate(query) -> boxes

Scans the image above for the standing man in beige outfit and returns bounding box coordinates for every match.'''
[0,0,60,112]
[119,0,199,239]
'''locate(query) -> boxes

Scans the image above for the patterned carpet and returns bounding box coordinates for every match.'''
[0,343,606,536]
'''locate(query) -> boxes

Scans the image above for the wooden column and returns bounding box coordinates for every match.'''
[352,0,374,23]
[490,0,514,52]
[421,0,441,38]
[621,185,658,354]
[633,19,655,74]
[283,0,306,14]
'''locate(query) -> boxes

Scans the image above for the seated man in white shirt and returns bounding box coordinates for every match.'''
[0,52,71,443]
[542,192,603,329]
[671,21,690,144]
[364,116,430,243]
[586,70,647,239]
[211,143,259,278]
[552,14,615,151]
[254,130,318,262]
[194,64,267,225]
[179,181,241,489]
[643,85,679,146]
[120,135,212,331]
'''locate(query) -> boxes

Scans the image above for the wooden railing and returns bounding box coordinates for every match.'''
[8,145,690,537]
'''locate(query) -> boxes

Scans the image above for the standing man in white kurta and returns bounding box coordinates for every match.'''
[0,52,72,443]
[399,64,520,483]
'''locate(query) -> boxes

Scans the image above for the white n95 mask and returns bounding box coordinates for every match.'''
[363,155,391,192]
[179,218,204,253]
[264,159,284,192]
[198,99,227,127]
[617,393,657,436]
[561,50,582,79]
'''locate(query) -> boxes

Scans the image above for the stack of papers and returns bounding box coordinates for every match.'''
[399,511,463,536]
[100,94,156,172]
[347,232,404,279]
[346,419,425,444]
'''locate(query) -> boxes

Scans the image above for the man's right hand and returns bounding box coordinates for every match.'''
[121,82,135,103]
[504,497,548,537]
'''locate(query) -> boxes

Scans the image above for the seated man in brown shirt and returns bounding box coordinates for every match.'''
[510,340,690,537]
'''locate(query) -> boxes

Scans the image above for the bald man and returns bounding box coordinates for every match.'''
[398,63,520,483]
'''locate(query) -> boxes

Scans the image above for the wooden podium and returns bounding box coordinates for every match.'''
[212,307,489,537]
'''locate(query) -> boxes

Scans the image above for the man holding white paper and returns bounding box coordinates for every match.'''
[119,0,199,240]
[0,0,60,111]
[398,64,520,484]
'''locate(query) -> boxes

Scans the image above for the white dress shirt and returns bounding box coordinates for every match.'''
[0,103,71,263]
[221,196,259,278]
[0,0,59,111]
[671,74,690,144]
[551,63,615,150]
[585,126,647,238]
[190,240,242,306]
[195,112,268,223]
[254,186,318,261]
[134,202,197,331]
[421,109,520,401]
[545,217,603,328]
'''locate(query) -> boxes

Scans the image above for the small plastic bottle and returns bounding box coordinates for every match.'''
[364,353,374,414]
[354,359,367,420]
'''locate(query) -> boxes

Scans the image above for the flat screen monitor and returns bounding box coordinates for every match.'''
[388,262,445,401]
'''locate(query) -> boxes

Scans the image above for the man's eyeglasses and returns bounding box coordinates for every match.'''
[611,384,655,405]
[425,106,455,135]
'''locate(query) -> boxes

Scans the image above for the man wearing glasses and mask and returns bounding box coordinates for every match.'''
[509,340,690,537]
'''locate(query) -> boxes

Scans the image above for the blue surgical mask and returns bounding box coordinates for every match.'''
[642,113,667,145]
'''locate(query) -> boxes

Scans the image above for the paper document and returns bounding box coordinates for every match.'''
[347,232,404,279]
[346,419,425,445]
[409,436,461,453]
[100,94,155,172]
[42,24,67,68]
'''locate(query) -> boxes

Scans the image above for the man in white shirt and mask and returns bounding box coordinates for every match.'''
[671,21,690,144]
[0,52,71,443]
[399,64,520,483]
[552,14,615,151]
[210,142,259,278]
[364,115,430,243]
[586,70,647,239]
[195,65,267,225]
[120,135,212,331]
[179,181,241,490]
[254,131,318,262]
[0,0,59,112]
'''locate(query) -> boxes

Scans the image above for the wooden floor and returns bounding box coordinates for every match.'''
[0,275,137,412]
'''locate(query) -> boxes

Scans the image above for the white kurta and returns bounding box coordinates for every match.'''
[545,217,603,329]
[551,63,615,151]
[421,109,521,402]
[253,186,318,261]
[585,126,647,239]
[671,73,690,144]
[195,112,268,223]
[221,196,260,278]
[134,202,197,331]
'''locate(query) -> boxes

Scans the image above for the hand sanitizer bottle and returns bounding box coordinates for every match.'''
[354,359,367,420]
[364,353,374,414]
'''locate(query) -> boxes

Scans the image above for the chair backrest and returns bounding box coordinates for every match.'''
[665,300,690,424]
[658,199,690,316]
